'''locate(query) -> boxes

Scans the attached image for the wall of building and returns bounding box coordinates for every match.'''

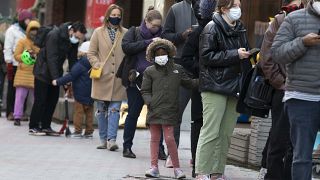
[0,0,16,17]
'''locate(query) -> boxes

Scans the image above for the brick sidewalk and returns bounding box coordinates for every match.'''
[0,117,259,180]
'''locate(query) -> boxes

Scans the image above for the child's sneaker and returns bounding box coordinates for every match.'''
[145,166,160,178]
[71,132,83,138]
[174,168,186,179]
[29,128,46,136]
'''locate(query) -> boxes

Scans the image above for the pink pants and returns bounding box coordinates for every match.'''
[13,87,34,119]
[149,124,180,168]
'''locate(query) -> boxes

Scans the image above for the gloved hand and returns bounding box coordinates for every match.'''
[128,69,138,82]
[7,63,14,81]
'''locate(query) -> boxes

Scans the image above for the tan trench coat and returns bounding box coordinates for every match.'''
[87,26,127,101]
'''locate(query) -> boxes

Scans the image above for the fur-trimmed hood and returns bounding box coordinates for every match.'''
[146,39,176,62]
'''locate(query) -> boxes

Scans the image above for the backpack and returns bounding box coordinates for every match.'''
[34,25,56,48]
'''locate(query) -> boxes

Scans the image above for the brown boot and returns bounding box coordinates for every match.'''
[7,113,14,121]
[21,115,29,121]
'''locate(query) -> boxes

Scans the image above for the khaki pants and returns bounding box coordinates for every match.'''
[73,100,94,135]
[195,92,238,175]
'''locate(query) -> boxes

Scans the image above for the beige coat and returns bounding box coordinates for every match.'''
[88,26,127,101]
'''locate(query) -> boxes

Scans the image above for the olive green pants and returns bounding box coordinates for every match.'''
[195,92,238,175]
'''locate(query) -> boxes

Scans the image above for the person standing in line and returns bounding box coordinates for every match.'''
[87,4,127,151]
[195,0,251,179]
[271,0,320,179]
[120,8,163,158]
[3,10,33,121]
[258,0,305,179]
[30,21,86,136]
[12,20,40,126]
[181,0,216,177]
[142,39,198,179]
[162,0,198,167]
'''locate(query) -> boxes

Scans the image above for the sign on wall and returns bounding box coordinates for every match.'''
[16,0,35,12]
[85,0,116,28]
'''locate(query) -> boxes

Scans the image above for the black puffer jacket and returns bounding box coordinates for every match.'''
[34,23,78,84]
[199,13,251,97]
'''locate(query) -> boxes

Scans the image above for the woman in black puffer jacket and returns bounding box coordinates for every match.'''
[195,0,251,179]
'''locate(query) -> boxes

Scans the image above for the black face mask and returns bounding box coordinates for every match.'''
[18,21,27,31]
[108,17,121,26]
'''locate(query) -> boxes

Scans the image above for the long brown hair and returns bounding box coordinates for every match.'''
[104,4,124,31]
[216,0,235,14]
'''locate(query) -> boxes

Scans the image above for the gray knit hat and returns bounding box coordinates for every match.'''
[200,0,216,19]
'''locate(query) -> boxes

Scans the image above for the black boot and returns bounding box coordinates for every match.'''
[123,148,136,158]
[14,119,21,126]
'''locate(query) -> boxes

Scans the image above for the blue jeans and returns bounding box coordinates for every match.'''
[96,101,122,143]
[285,99,320,180]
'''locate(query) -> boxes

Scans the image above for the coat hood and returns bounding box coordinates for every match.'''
[26,20,40,38]
[146,39,176,62]
[59,22,72,41]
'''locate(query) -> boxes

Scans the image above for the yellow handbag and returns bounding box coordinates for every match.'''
[90,32,120,79]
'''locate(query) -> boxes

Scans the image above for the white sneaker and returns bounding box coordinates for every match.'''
[174,168,186,179]
[107,140,119,151]
[257,168,267,180]
[145,166,160,178]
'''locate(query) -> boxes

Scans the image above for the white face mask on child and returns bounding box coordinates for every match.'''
[154,55,168,66]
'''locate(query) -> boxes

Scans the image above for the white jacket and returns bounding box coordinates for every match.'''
[3,23,26,66]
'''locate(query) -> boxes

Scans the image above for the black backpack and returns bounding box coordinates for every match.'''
[34,25,56,48]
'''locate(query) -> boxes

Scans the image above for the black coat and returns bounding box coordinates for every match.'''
[117,27,143,87]
[180,26,202,78]
[180,18,211,78]
[56,57,93,105]
[199,14,251,97]
[33,23,78,84]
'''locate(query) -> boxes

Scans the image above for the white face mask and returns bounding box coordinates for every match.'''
[313,1,320,14]
[69,35,79,44]
[227,7,242,22]
[154,55,168,66]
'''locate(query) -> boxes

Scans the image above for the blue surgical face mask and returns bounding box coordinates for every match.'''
[109,17,122,26]
[69,35,79,44]
[226,7,242,22]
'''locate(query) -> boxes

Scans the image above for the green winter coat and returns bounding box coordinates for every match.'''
[141,60,198,126]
